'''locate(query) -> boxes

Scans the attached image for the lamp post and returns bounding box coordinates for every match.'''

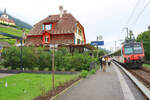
[50,44,58,90]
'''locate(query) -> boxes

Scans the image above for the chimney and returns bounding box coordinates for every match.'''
[63,10,67,14]
[59,6,63,18]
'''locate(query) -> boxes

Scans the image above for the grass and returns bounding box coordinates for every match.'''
[0,73,79,100]
[0,26,30,45]
[143,64,150,68]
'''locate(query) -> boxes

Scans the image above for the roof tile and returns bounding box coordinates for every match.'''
[29,13,78,35]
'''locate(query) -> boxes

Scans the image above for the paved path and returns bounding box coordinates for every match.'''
[54,64,146,100]
[54,65,125,100]
[0,73,15,78]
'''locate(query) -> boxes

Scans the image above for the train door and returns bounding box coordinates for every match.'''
[120,46,124,63]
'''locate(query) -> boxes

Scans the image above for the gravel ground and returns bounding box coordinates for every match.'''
[0,73,15,78]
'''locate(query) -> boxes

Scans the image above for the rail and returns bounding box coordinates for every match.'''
[113,61,150,100]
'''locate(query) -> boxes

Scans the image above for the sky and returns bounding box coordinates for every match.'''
[0,0,150,51]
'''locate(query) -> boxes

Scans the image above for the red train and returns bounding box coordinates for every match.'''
[111,40,145,68]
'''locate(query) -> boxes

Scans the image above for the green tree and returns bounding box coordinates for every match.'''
[136,30,150,60]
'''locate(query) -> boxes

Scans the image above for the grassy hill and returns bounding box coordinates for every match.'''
[0,10,32,29]
[0,26,29,45]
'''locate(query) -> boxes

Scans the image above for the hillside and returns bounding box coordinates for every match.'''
[0,26,29,45]
[0,10,32,29]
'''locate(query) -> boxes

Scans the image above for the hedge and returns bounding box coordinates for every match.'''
[1,47,97,71]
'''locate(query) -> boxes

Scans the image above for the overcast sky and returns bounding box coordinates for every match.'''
[0,0,150,50]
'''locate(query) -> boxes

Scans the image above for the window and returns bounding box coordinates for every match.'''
[124,47,133,55]
[77,28,79,34]
[79,30,82,36]
[45,24,52,30]
[77,39,80,44]
[134,46,143,54]
[42,25,44,30]
[45,36,49,43]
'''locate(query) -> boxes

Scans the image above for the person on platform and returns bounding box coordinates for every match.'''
[108,56,111,66]
[99,57,102,70]
[102,57,106,72]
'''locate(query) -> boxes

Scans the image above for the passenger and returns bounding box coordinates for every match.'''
[108,57,111,66]
[99,57,102,70]
[102,57,106,72]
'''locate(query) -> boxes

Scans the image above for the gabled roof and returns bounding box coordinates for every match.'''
[29,13,80,35]
[0,17,15,23]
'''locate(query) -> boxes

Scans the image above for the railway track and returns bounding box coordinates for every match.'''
[113,61,150,100]
[129,68,150,90]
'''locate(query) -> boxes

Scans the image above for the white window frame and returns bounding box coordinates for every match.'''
[45,36,49,43]
[45,24,52,30]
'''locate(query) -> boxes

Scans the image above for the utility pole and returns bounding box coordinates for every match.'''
[125,27,129,39]
[96,36,98,49]
[20,39,23,71]
[96,36,99,57]
[52,44,55,90]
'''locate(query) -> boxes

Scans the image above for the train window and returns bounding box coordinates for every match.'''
[124,47,133,55]
[133,46,143,54]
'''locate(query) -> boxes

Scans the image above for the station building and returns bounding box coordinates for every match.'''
[25,6,86,47]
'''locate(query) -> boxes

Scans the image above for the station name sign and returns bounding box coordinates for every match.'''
[91,41,104,46]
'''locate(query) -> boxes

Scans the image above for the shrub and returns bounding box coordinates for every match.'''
[38,51,51,71]
[16,68,20,70]
[70,68,76,72]
[61,68,65,72]
[0,65,4,70]
[1,46,99,72]
[25,67,29,71]
[33,67,39,71]
[80,70,88,78]
[44,68,49,71]
[90,69,96,74]
[7,66,11,70]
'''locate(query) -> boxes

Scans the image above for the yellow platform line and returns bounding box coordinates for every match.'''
[50,78,83,100]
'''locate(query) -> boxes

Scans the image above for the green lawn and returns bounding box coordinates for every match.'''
[0,73,78,100]
[143,64,150,68]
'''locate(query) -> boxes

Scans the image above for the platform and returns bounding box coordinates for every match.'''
[53,63,146,100]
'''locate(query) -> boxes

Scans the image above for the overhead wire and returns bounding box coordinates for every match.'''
[131,0,150,29]
[125,0,141,27]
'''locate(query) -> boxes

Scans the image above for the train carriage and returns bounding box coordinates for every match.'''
[111,40,145,68]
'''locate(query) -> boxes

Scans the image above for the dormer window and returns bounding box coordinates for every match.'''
[45,24,52,30]
[42,24,52,30]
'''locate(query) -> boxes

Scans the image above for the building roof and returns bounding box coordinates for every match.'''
[29,13,80,35]
[0,17,15,23]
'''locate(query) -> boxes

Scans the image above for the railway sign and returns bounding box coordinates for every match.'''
[91,41,104,46]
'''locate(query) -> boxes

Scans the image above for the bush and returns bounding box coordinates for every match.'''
[7,66,11,70]
[70,68,76,72]
[1,46,99,72]
[80,70,88,78]
[25,67,29,71]
[44,68,49,71]
[90,69,96,74]
[0,65,4,70]
[33,67,39,71]
[16,68,20,70]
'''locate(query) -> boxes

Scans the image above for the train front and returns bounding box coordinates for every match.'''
[123,42,145,68]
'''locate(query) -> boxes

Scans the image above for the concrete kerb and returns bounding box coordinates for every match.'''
[50,78,83,100]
